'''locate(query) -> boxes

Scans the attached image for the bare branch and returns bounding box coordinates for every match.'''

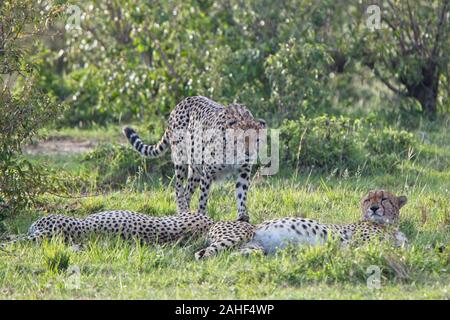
[373,67,409,96]
[0,22,4,56]
[386,1,409,40]
[406,0,422,49]
[84,25,107,50]
[431,0,450,60]
[386,0,416,51]
[146,27,180,84]
[382,15,407,54]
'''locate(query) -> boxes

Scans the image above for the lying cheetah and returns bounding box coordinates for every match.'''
[1,190,407,260]
[123,96,266,222]
[0,211,213,249]
[194,190,408,259]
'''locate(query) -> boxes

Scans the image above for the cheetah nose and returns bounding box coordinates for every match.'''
[370,205,380,212]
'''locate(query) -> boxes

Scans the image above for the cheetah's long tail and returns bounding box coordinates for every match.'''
[122,127,170,158]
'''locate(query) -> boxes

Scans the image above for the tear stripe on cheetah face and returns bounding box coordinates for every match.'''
[195,191,408,259]
[361,190,407,225]
[0,211,214,250]
[123,96,266,222]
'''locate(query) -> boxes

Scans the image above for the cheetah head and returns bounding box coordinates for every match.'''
[224,104,266,131]
[223,103,266,157]
[361,190,407,225]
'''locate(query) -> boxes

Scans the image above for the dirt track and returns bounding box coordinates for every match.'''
[24,137,95,155]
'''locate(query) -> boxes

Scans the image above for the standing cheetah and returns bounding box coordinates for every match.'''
[123,96,266,222]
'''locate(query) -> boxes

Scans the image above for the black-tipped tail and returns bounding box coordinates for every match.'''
[122,126,169,158]
[123,126,138,144]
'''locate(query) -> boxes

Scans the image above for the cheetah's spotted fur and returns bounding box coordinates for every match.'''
[123,96,266,222]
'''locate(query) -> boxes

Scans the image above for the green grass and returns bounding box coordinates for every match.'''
[1,238,448,299]
[0,123,449,299]
[41,125,125,143]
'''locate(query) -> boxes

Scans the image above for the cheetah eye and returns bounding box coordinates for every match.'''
[227,119,238,126]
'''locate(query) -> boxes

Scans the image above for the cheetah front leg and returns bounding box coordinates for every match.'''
[185,166,201,209]
[194,238,240,260]
[194,221,255,260]
[197,172,212,215]
[233,241,265,256]
[194,238,263,260]
[235,164,252,222]
[174,164,189,212]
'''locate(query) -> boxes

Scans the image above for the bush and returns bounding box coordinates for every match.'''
[364,128,417,171]
[83,142,173,189]
[265,39,334,119]
[31,0,449,128]
[281,116,364,172]
[0,1,68,212]
[280,115,418,174]
[365,128,416,156]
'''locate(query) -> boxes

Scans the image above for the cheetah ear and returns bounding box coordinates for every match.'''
[258,119,266,127]
[397,196,407,208]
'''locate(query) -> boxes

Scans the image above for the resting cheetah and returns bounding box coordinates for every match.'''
[123,96,266,222]
[194,190,408,259]
[0,211,213,249]
[1,190,408,260]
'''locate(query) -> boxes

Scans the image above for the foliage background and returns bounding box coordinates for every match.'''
[37,0,449,125]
